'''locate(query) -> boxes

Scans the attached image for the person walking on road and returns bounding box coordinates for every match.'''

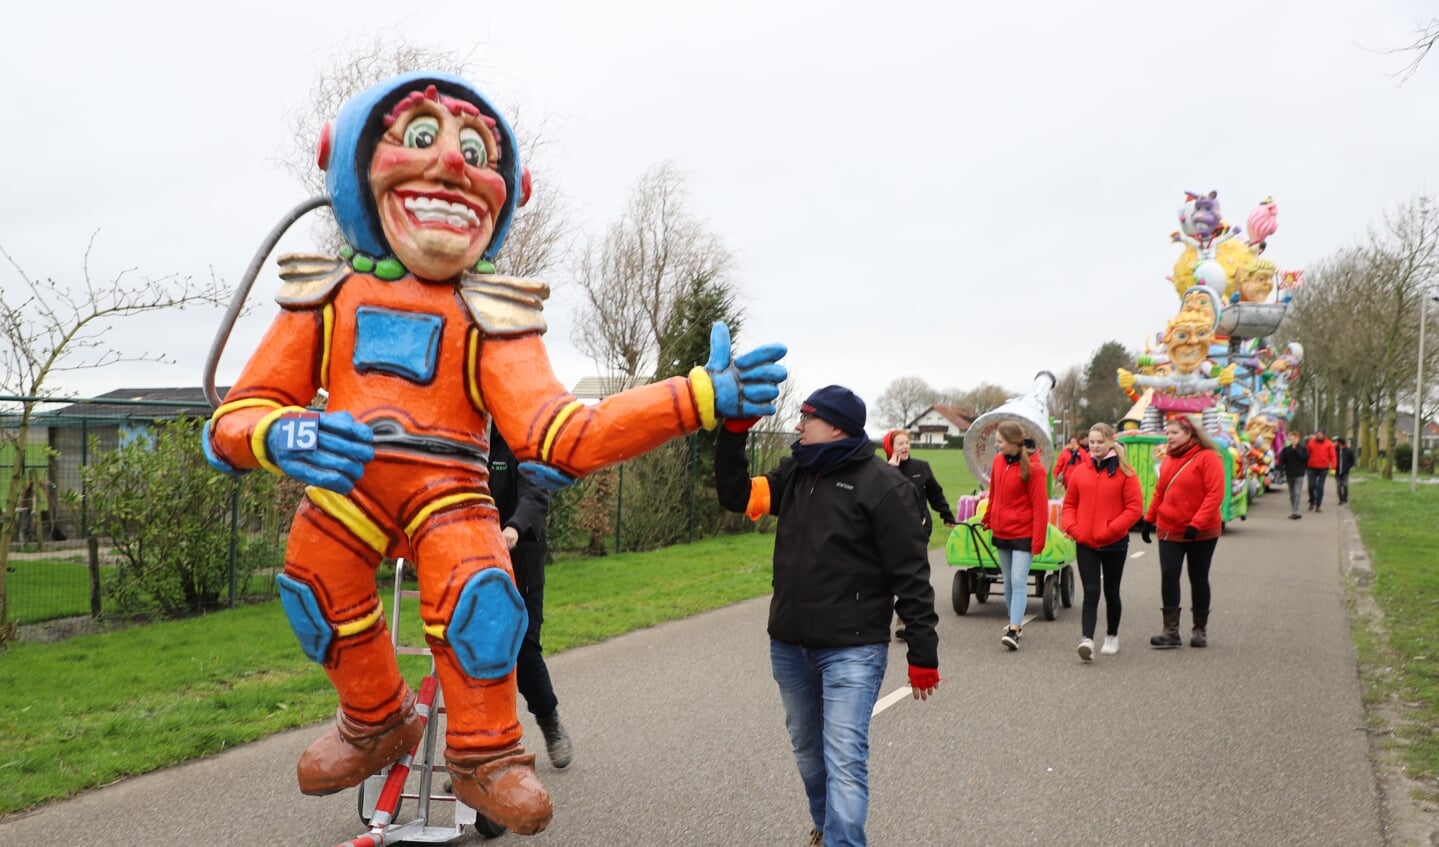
[982,421,1049,651]
[1305,429,1337,513]
[1141,414,1225,649]
[883,429,956,641]
[1053,435,1090,488]
[1335,437,1356,506]
[1061,423,1143,661]
[715,385,940,847]
[1276,431,1308,520]
[488,428,573,769]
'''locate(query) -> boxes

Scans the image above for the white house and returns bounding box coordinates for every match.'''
[905,405,976,446]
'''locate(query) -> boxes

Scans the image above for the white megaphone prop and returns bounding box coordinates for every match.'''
[963,371,1057,486]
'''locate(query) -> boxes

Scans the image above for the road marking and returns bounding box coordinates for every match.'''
[1130,550,1146,559]
[873,686,912,716]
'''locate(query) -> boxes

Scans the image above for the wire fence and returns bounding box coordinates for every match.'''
[2,394,791,630]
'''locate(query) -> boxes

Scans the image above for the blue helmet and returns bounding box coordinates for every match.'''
[322,70,523,264]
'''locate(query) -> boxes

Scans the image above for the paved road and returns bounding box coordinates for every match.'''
[1,484,1384,846]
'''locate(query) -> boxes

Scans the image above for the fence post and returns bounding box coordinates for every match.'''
[87,535,101,618]
[614,463,623,555]
[80,416,89,538]
[229,477,240,608]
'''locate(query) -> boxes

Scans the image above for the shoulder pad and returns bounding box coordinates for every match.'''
[459,273,550,336]
[275,253,348,306]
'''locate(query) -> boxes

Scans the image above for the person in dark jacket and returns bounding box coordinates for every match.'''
[488,427,571,769]
[716,385,939,847]
[1060,422,1143,660]
[1276,431,1308,520]
[1141,415,1225,649]
[882,429,957,531]
[1335,437,1356,505]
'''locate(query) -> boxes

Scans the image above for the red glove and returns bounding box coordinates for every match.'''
[908,665,941,692]
[723,416,761,433]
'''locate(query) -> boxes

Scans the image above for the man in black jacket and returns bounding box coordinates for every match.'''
[489,427,571,768]
[1335,437,1357,505]
[715,385,939,847]
[1276,431,1308,520]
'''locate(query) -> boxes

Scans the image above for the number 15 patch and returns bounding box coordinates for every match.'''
[277,412,321,451]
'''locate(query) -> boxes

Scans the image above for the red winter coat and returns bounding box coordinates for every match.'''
[984,452,1049,554]
[1061,456,1143,549]
[1305,436,1337,470]
[1143,443,1225,541]
[1052,445,1091,485]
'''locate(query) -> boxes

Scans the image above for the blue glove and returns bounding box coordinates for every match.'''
[704,322,788,419]
[264,411,374,494]
[519,461,578,491]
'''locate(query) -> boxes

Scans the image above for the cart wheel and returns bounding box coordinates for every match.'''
[1060,565,1074,608]
[1041,572,1059,621]
[472,816,508,839]
[356,780,402,826]
[951,570,971,615]
[974,571,991,603]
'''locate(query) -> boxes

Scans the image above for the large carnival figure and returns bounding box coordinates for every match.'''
[1118,286,1236,432]
[203,71,787,835]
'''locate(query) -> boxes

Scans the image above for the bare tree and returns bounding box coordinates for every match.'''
[570,163,734,379]
[876,376,938,430]
[1383,18,1439,83]
[961,382,1013,416]
[278,34,570,278]
[1050,365,1085,440]
[0,236,227,636]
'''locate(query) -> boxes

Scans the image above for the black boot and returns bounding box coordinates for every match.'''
[1150,608,1182,648]
[535,711,573,769]
[1190,611,1209,648]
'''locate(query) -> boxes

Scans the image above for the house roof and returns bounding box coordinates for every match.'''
[39,387,227,420]
[908,404,977,432]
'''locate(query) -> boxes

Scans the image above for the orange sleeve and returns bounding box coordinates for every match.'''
[208,308,325,471]
[745,476,772,521]
[480,334,703,477]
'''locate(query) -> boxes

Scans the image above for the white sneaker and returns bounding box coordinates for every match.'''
[1077,638,1094,661]
[1100,635,1119,655]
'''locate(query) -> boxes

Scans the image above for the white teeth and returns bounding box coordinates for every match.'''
[403,196,480,228]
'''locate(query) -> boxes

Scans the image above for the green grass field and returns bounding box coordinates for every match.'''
[887,446,982,545]
[6,555,109,625]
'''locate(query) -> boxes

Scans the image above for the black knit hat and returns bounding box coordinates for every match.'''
[801,385,867,437]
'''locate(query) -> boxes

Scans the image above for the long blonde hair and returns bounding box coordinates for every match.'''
[996,421,1033,483]
[1168,414,1219,453]
[1088,422,1135,477]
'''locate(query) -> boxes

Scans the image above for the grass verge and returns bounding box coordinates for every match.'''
[0,531,777,816]
[1346,475,1439,800]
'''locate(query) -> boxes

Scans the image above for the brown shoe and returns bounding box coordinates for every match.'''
[446,743,553,835]
[296,694,422,796]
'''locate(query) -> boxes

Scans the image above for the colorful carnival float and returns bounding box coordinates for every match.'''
[1116,190,1304,521]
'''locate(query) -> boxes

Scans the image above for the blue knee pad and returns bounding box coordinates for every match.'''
[276,574,332,663]
[447,569,528,679]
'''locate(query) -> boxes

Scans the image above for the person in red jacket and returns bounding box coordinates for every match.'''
[1052,435,1090,488]
[1140,414,1226,649]
[1305,429,1337,512]
[982,421,1049,650]
[1061,422,1143,661]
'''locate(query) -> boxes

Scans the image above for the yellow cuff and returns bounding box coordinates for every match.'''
[689,366,718,431]
[251,406,309,475]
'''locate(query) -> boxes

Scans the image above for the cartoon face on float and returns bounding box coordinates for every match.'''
[1234,258,1277,303]
[368,90,509,280]
[1163,312,1213,375]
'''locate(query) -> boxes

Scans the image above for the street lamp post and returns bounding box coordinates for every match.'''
[1412,295,1439,493]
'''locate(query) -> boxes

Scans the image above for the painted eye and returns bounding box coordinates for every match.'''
[403,117,440,149]
[459,128,487,167]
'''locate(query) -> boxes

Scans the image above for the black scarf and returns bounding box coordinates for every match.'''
[1092,453,1119,476]
[1066,448,1084,467]
[791,435,872,476]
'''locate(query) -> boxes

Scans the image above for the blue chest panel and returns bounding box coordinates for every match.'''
[353,307,444,383]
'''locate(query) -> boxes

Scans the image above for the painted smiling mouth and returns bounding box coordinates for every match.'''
[402,195,482,229]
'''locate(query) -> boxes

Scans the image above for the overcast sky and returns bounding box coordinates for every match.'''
[4,1,1437,430]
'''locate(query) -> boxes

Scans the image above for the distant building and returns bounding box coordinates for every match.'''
[571,375,650,402]
[905,405,976,447]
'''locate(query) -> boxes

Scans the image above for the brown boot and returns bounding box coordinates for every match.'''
[1190,611,1209,648]
[297,694,422,796]
[1149,608,1182,648]
[446,743,553,835]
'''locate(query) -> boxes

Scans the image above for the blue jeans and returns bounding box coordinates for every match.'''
[771,640,888,847]
[997,547,1033,627]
